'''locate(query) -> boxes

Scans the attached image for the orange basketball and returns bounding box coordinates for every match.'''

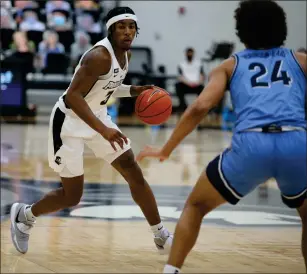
[135,87,172,125]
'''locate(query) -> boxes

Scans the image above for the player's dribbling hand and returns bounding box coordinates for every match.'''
[131,85,155,96]
[136,146,169,162]
[140,85,155,91]
[101,127,128,152]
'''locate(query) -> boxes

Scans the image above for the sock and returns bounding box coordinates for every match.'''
[151,222,164,236]
[22,205,36,222]
[163,264,181,273]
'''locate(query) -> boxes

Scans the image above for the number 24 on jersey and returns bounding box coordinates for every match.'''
[249,60,292,88]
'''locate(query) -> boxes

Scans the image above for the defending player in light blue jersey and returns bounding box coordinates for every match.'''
[136,0,307,272]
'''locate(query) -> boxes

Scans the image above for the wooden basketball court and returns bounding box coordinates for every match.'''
[1,122,304,273]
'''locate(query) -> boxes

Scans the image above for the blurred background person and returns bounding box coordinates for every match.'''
[70,31,92,69]
[13,0,39,24]
[47,9,72,31]
[14,0,38,10]
[19,10,45,32]
[0,0,12,9]
[9,31,35,53]
[38,30,65,70]
[45,0,70,14]
[175,48,205,112]
[75,0,100,13]
[1,7,16,30]
[5,31,36,73]
[75,11,102,33]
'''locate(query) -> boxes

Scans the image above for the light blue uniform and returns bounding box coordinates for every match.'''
[207,47,306,207]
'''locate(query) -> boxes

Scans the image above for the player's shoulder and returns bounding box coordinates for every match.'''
[81,46,112,75]
[221,57,236,67]
[213,57,236,78]
[82,46,111,65]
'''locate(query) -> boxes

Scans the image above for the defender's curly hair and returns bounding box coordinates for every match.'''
[105,7,140,38]
[234,0,287,49]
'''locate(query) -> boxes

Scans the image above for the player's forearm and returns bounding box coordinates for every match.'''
[112,84,137,97]
[65,93,108,133]
[161,104,208,156]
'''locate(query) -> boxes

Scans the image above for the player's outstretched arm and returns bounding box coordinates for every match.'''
[112,84,155,97]
[136,58,234,162]
[65,46,128,151]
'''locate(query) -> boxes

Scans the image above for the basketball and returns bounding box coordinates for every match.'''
[135,87,172,125]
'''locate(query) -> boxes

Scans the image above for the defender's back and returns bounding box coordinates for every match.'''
[230,47,306,132]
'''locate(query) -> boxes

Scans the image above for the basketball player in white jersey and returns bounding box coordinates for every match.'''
[10,7,172,255]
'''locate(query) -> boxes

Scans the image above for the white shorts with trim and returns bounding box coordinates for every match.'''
[48,102,131,178]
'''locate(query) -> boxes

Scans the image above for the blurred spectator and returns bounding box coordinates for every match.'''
[14,0,38,11]
[0,7,16,29]
[19,10,46,32]
[1,1,12,9]
[74,0,101,27]
[70,31,92,68]
[13,0,39,24]
[6,31,36,73]
[45,0,70,14]
[38,30,65,68]
[175,48,205,111]
[75,0,100,11]
[47,9,72,31]
[101,1,117,15]
[76,12,102,33]
[10,31,35,53]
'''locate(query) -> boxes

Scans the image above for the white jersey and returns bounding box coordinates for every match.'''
[58,37,128,118]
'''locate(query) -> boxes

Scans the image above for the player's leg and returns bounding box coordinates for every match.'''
[86,120,172,253]
[10,105,85,254]
[111,149,173,253]
[10,174,84,254]
[31,175,84,216]
[111,149,161,226]
[163,132,274,273]
[275,130,307,270]
[164,171,225,272]
[297,200,307,272]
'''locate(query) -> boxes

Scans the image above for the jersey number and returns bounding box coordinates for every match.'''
[249,60,292,88]
[100,90,114,105]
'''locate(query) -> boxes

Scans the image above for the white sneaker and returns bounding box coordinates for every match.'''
[154,229,173,255]
[10,203,35,254]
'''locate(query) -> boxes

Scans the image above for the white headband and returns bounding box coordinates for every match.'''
[106,13,138,29]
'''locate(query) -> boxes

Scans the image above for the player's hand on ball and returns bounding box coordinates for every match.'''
[136,146,169,162]
[101,127,128,151]
[131,85,154,96]
[142,85,155,89]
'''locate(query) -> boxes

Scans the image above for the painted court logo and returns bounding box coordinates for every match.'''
[70,204,300,227]
[0,178,301,227]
